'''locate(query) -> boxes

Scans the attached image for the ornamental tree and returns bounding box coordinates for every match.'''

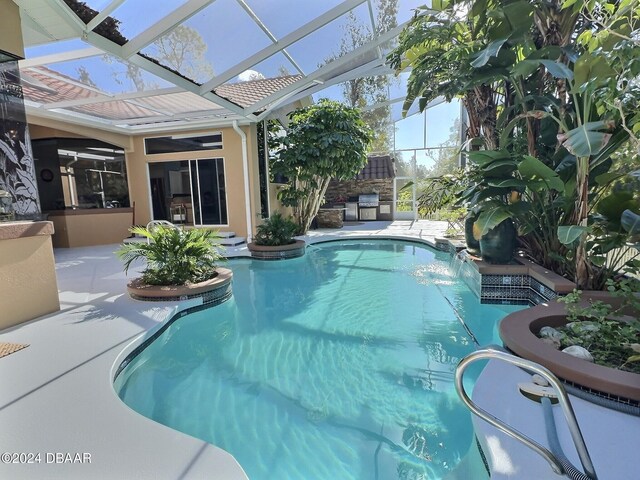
[270,99,373,233]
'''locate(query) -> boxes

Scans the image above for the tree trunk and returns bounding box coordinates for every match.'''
[298,176,332,234]
[574,156,592,289]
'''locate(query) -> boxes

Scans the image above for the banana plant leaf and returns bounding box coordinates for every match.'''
[512,59,573,80]
[558,121,614,157]
[468,149,511,166]
[517,156,564,192]
[471,38,509,68]
[558,225,589,245]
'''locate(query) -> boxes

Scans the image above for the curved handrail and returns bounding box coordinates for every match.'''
[455,347,597,479]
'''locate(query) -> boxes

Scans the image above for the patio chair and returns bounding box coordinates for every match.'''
[146,220,179,243]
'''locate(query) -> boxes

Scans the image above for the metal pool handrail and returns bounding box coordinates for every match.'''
[454,347,598,480]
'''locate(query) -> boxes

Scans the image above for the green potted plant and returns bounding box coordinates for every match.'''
[117,225,232,301]
[247,212,306,260]
[500,276,640,402]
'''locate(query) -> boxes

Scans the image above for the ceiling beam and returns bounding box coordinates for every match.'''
[257,61,392,120]
[86,0,127,31]
[255,79,325,121]
[234,0,304,75]
[121,0,216,58]
[73,29,251,118]
[19,47,102,68]
[246,23,405,114]
[109,108,236,126]
[43,87,184,109]
[199,0,366,93]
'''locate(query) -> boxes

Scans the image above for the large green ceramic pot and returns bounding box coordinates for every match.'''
[464,213,480,255]
[480,218,517,264]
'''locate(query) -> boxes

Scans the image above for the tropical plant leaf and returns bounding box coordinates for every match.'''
[471,38,509,68]
[573,54,615,91]
[558,225,589,245]
[517,156,564,191]
[622,209,640,235]
[467,149,511,166]
[512,59,573,79]
[475,207,511,237]
[557,121,614,157]
[482,159,519,176]
[596,192,636,229]
[594,171,624,186]
[486,178,528,188]
[539,60,574,80]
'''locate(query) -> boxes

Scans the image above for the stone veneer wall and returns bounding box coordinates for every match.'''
[325,178,393,203]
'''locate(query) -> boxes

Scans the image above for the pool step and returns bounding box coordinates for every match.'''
[218,235,246,246]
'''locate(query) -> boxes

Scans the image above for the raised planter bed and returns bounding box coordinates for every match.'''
[127,267,233,304]
[247,239,306,260]
[499,292,640,403]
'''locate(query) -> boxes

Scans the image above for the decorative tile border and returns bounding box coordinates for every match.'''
[446,240,572,306]
[249,246,305,260]
[128,281,232,304]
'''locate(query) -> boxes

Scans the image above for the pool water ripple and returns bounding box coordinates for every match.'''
[116,240,521,479]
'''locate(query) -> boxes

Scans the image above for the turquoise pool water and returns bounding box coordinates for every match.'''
[116,240,521,479]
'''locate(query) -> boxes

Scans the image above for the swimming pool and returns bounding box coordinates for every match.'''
[115,240,521,479]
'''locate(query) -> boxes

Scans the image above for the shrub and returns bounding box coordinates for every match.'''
[117,226,224,285]
[254,213,298,246]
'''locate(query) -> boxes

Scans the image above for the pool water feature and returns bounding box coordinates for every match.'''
[115,240,522,479]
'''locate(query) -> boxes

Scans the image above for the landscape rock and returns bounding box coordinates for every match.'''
[562,345,594,362]
[541,337,561,349]
[539,326,563,342]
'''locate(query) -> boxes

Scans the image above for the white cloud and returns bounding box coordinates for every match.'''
[238,69,265,82]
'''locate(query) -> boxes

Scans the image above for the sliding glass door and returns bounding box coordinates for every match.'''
[190,158,227,225]
[148,158,227,226]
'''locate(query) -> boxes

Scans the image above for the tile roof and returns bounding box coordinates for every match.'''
[357,155,396,180]
[214,75,303,109]
[20,65,303,123]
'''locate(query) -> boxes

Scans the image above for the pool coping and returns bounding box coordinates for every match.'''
[0,220,448,479]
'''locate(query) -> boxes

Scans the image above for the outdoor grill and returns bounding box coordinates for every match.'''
[358,193,379,207]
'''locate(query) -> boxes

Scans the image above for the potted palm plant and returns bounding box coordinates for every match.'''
[247,212,306,260]
[117,225,232,302]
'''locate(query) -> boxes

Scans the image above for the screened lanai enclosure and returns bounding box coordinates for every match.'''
[12,0,464,221]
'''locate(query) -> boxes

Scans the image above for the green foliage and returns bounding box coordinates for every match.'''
[254,213,298,246]
[117,226,224,286]
[391,0,640,288]
[270,99,373,233]
[556,278,640,372]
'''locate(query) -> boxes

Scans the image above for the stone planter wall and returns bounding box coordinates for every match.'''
[247,239,305,260]
[127,267,233,304]
[500,293,640,404]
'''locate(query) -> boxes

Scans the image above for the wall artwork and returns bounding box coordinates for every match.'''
[0,60,40,216]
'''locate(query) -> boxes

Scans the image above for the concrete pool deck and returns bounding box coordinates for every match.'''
[0,220,447,480]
